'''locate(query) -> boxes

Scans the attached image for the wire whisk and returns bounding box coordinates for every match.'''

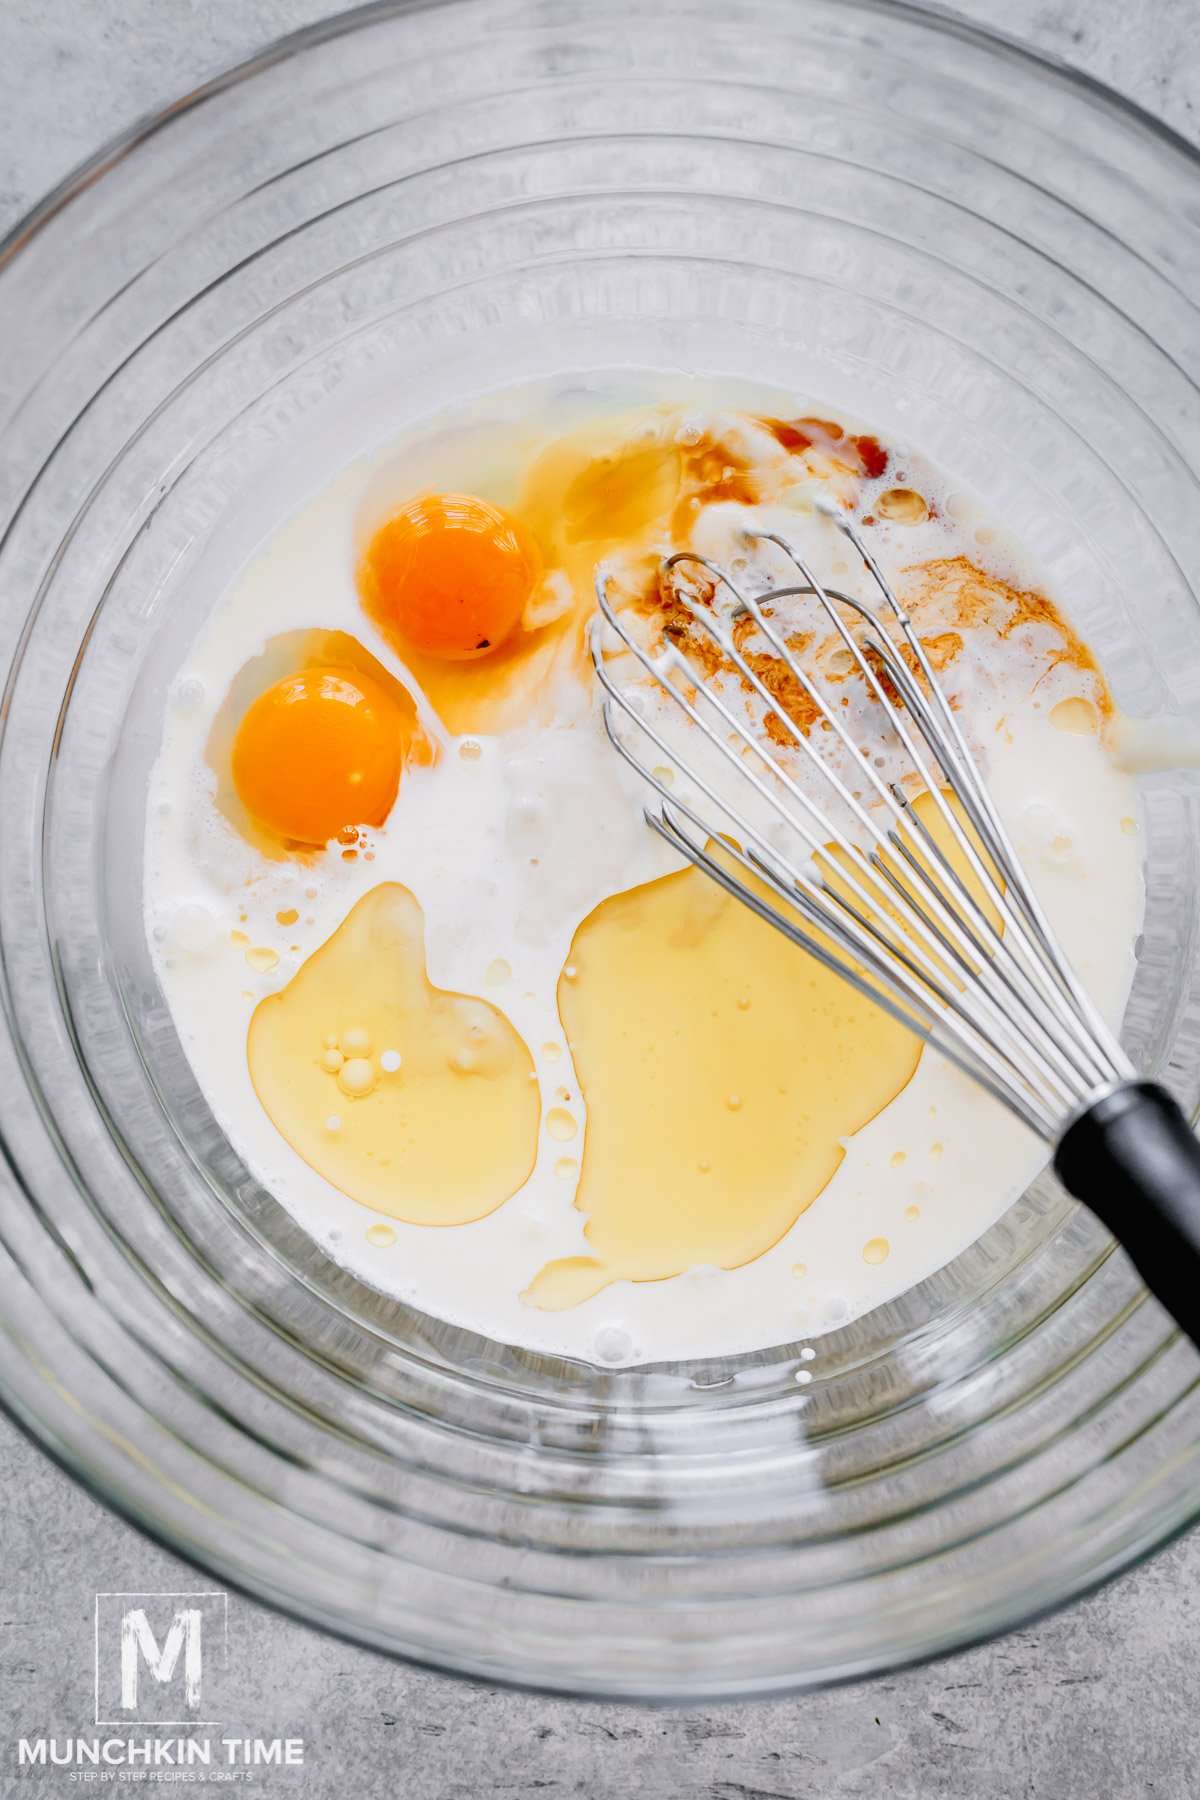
[591,506,1200,1347]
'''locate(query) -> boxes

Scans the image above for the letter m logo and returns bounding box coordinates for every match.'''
[121,1607,202,1710]
[95,1593,228,1725]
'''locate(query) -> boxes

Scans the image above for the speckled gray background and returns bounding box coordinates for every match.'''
[2,2,1199,1794]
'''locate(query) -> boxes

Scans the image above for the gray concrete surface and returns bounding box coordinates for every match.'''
[2,1,1200,1794]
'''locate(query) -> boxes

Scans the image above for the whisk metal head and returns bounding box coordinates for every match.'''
[590,507,1133,1142]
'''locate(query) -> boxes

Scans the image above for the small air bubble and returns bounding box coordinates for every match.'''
[546,1107,576,1141]
[338,1058,377,1098]
[1049,696,1099,738]
[877,487,928,525]
[172,903,217,957]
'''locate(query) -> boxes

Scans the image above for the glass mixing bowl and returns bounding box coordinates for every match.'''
[1,0,1200,1701]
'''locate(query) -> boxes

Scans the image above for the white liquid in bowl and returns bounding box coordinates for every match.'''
[143,372,1143,1365]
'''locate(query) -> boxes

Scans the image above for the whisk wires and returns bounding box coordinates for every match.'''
[591,509,1132,1141]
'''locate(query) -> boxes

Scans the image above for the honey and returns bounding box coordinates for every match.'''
[523,860,922,1309]
[248,883,539,1223]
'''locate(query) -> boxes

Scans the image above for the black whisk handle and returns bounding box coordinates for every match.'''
[1055,1081,1200,1350]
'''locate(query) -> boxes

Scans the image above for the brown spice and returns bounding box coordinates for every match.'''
[852,435,889,479]
[744,651,824,740]
[668,433,761,539]
[758,417,813,453]
[899,557,1110,714]
[629,563,725,677]
[923,631,963,672]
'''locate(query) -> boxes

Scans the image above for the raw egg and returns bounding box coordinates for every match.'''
[231,663,403,845]
[360,492,541,660]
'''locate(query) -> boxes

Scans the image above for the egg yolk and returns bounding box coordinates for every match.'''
[360,493,541,660]
[231,664,403,845]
